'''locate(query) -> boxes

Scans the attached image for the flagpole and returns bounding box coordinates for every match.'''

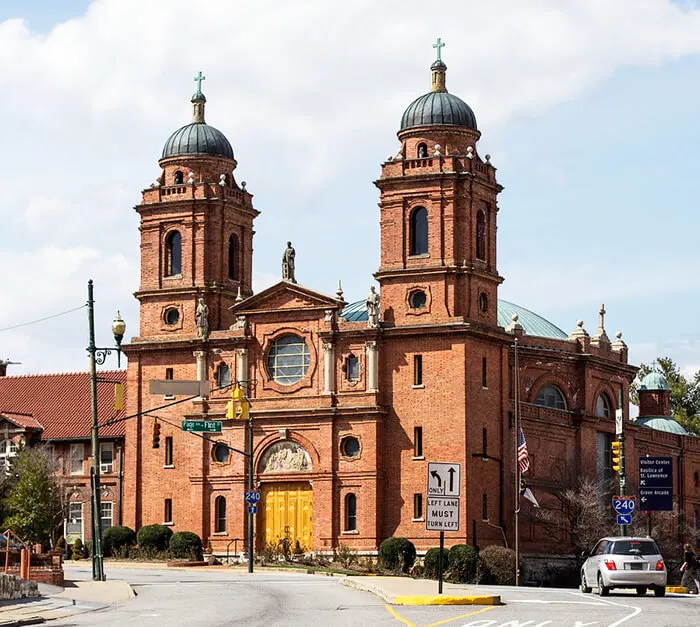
[513,338,521,587]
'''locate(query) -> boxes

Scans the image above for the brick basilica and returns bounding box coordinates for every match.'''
[119,55,700,559]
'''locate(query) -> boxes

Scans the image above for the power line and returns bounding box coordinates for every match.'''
[0,304,87,333]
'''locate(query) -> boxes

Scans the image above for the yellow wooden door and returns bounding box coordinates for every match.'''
[261,482,313,552]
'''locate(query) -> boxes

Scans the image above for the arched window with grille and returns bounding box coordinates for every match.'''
[228,234,239,281]
[165,231,182,276]
[344,493,357,531]
[476,210,486,261]
[535,384,567,411]
[410,206,428,256]
[215,496,226,533]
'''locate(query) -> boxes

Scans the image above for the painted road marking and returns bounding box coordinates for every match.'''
[385,605,497,627]
[510,600,607,606]
[563,591,641,627]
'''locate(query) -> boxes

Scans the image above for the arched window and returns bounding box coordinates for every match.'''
[267,335,310,385]
[476,210,486,261]
[215,496,226,533]
[165,231,182,276]
[410,206,428,256]
[536,384,567,411]
[228,234,239,281]
[596,393,611,419]
[417,143,428,158]
[345,493,357,531]
[345,355,359,381]
[216,363,230,388]
[173,170,184,185]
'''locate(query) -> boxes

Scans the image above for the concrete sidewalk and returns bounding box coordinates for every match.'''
[0,579,134,626]
[342,576,501,605]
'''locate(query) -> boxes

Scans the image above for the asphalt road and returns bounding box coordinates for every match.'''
[53,565,699,627]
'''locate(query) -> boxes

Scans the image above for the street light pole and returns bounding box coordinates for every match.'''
[86,280,126,582]
[248,409,254,574]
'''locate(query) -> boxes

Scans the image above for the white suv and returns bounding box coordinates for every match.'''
[580,536,667,597]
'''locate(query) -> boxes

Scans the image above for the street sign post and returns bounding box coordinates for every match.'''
[426,462,461,595]
[181,420,222,433]
[616,513,632,525]
[244,490,261,504]
[639,457,673,511]
[247,505,257,515]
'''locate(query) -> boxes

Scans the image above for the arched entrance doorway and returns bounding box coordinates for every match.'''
[258,441,313,553]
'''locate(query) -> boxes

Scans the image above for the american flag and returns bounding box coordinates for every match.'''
[517,428,530,474]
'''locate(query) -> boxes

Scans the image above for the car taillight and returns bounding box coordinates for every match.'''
[604,560,617,570]
[656,560,665,571]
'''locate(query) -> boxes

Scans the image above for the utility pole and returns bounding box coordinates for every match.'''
[614,405,626,537]
[247,406,254,573]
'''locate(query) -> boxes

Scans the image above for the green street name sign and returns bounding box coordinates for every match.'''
[182,420,222,433]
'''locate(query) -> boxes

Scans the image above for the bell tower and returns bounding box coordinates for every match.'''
[375,42,503,327]
[135,73,259,339]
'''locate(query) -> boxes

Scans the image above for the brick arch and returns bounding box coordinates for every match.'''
[254,431,321,475]
[527,371,574,409]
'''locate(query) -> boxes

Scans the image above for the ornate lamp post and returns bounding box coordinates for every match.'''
[87,280,126,581]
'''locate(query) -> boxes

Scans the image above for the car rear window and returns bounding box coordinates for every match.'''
[611,540,658,555]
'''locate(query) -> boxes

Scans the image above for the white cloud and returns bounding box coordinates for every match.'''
[2,0,700,373]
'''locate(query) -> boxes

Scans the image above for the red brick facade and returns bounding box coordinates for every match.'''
[121,67,700,557]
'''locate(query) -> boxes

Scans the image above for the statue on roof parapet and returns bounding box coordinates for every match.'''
[282,241,296,284]
[366,286,380,329]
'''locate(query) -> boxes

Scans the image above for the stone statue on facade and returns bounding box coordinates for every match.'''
[195,297,209,339]
[260,441,311,473]
[366,286,380,328]
[282,241,296,283]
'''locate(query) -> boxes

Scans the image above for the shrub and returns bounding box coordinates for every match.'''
[169,531,203,560]
[102,526,136,557]
[72,538,84,561]
[423,547,450,579]
[336,543,357,568]
[480,545,518,586]
[137,524,173,552]
[448,544,480,583]
[378,537,416,573]
[55,536,66,552]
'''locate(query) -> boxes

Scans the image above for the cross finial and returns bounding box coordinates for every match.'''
[194,71,206,94]
[599,303,606,330]
[433,37,445,61]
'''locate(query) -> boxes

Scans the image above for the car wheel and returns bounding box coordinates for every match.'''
[653,585,666,597]
[580,571,592,594]
[636,586,646,596]
[597,573,610,597]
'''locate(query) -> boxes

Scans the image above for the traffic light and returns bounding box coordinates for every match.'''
[611,440,621,473]
[229,386,249,420]
[152,420,161,449]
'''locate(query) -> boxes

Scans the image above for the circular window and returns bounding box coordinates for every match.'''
[479,292,488,313]
[164,307,180,325]
[341,436,360,458]
[267,334,310,385]
[213,442,230,463]
[409,290,427,309]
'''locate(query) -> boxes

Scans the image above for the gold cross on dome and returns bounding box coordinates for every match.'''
[194,71,206,93]
[433,37,445,61]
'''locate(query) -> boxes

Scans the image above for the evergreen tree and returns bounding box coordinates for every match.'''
[5,447,63,546]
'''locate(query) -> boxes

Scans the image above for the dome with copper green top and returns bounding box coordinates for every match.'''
[634,416,691,436]
[161,77,234,161]
[639,371,671,391]
[341,298,567,340]
[400,59,477,131]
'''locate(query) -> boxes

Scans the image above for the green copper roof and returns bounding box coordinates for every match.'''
[639,371,671,391]
[341,298,568,340]
[497,300,568,340]
[634,416,691,436]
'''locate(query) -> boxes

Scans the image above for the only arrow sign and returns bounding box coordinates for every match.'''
[448,467,456,493]
[430,471,442,488]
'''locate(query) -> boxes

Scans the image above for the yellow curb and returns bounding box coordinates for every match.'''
[393,594,501,606]
[665,586,690,594]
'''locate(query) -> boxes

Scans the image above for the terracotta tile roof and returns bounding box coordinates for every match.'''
[0,371,126,440]
[0,411,44,430]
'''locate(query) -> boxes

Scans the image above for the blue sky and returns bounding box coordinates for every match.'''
[1,0,699,386]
